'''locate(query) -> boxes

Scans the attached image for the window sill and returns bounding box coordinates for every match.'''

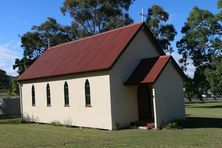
[47,105,51,107]
[64,105,70,107]
[32,105,36,107]
[85,105,92,107]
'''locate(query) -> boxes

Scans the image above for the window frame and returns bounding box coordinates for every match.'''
[31,85,36,106]
[46,83,51,106]
[64,81,69,107]
[85,79,91,107]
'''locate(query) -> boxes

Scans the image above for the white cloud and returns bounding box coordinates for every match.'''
[171,52,195,78]
[0,40,22,76]
[0,47,17,60]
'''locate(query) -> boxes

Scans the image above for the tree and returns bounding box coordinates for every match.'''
[177,7,221,69]
[218,0,222,8]
[60,0,134,37]
[0,69,10,90]
[8,77,19,96]
[13,17,74,75]
[204,0,222,98]
[176,6,222,99]
[184,77,197,101]
[205,56,222,97]
[15,1,134,75]
[145,5,177,53]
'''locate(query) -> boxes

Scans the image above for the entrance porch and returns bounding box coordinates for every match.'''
[137,84,155,129]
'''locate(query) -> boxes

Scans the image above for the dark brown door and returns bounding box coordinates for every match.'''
[137,84,153,121]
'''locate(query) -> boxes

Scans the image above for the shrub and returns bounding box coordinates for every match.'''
[51,121,62,126]
[113,121,120,130]
[164,120,184,129]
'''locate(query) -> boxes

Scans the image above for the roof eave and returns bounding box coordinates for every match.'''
[18,68,109,82]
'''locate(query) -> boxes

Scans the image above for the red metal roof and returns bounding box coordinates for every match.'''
[18,22,144,81]
[142,55,170,83]
[125,55,171,85]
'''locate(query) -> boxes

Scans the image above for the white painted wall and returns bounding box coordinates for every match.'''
[153,62,185,128]
[109,28,159,128]
[20,71,113,130]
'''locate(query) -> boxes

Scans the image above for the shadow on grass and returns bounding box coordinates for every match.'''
[0,115,21,124]
[183,117,222,128]
[0,115,20,120]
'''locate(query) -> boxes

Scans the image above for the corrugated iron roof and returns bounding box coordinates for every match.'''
[18,22,144,81]
[124,55,171,85]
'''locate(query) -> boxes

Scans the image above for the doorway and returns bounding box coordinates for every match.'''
[137,84,154,122]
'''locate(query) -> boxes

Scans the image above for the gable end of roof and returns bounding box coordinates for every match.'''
[109,22,166,70]
[125,55,187,85]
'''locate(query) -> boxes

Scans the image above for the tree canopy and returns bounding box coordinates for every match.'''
[218,0,222,8]
[60,0,134,37]
[177,7,221,69]
[145,5,177,53]
[205,56,222,97]
[177,1,222,99]
[13,17,73,75]
[0,69,10,90]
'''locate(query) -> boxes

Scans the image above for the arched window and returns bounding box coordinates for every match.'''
[85,79,91,106]
[31,85,35,106]
[46,83,51,106]
[64,82,69,106]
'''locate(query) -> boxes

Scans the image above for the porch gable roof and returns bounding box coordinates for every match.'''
[124,55,171,85]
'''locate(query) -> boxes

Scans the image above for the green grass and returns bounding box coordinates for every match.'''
[0,102,222,148]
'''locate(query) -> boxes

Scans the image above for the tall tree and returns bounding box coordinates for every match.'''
[177,6,222,99]
[204,1,222,98]
[60,0,134,37]
[145,5,177,53]
[0,69,10,90]
[9,77,19,96]
[13,17,74,75]
[218,0,222,8]
[205,56,222,97]
[177,7,221,68]
[184,77,198,101]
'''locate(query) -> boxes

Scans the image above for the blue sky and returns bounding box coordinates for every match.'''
[0,0,220,76]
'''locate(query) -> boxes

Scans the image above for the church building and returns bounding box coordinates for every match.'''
[18,22,185,130]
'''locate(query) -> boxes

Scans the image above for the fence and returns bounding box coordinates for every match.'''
[0,97,21,115]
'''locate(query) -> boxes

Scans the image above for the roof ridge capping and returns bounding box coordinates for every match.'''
[48,22,144,50]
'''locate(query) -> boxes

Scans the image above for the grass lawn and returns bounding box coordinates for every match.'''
[0,102,222,148]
